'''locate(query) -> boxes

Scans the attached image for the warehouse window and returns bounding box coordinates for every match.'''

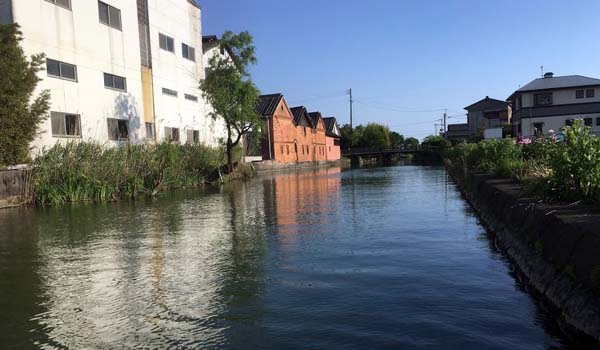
[182,43,196,61]
[162,88,178,97]
[587,89,595,98]
[107,118,129,141]
[145,123,155,140]
[186,130,200,143]
[159,33,175,52]
[45,0,71,10]
[98,1,122,30]
[184,94,198,102]
[47,59,77,81]
[164,127,180,142]
[51,112,81,137]
[104,73,127,91]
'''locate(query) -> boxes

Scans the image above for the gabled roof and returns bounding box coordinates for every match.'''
[323,117,341,138]
[308,112,323,130]
[464,96,510,112]
[508,75,600,100]
[187,0,200,9]
[290,106,312,127]
[256,94,284,117]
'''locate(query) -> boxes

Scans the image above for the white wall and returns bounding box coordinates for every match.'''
[520,87,600,108]
[517,114,600,137]
[11,0,145,153]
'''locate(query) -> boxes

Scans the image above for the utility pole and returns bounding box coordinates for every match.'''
[443,109,447,135]
[348,88,354,129]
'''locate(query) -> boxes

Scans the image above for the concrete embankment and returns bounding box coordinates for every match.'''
[0,168,32,209]
[253,160,338,174]
[448,167,600,342]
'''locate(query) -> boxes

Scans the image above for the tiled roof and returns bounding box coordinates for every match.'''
[308,112,322,129]
[516,75,600,93]
[256,94,284,117]
[323,117,341,138]
[464,96,510,111]
[291,106,311,126]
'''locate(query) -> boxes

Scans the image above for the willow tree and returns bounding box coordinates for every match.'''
[200,31,260,172]
[0,24,50,166]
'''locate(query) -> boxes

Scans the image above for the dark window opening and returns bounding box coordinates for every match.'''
[186,129,200,143]
[107,118,129,141]
[46,59,77,81]
[146,123,155,139]
[164,127,180,142]
[584,118,593,126]
[534,93,553,106]
[45,0,71,10]
[103,73,127,91]
[184,94,198,102]
[597,118,600,126]
[162,88,177,97]
[576,90,585,99]
[98,1,122,30]
[51,112,81,137]
[182,43,196,61]
[159,33,174,52]
[587,89,595,98]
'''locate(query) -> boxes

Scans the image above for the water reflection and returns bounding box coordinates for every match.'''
[0,165,590,349]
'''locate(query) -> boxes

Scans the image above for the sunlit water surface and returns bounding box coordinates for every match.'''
[0,165,585,349]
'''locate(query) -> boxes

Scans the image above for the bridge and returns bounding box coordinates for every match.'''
[342,146,440,167]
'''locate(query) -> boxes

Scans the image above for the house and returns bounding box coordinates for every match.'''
[308,112,327,163]
[290,106,315,163]
[465,96,512,139]
[322,117,341,162]
[0,0,226,153]
[508,73,600,138]
[444,123,469,142]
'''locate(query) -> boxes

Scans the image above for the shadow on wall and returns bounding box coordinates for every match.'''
[114,93,141,143]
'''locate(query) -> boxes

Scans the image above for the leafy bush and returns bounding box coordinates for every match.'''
[32,142,225,205]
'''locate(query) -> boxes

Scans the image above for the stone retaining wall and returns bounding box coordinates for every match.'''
[450,167,600,342]
[0,168,32,209]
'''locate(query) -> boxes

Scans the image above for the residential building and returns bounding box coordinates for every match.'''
[0,0,225,154]
[508,73,600,138]
[256,94,327,164]
[323,117,341,162]
[444,123,469,142]
[465,96,512,139]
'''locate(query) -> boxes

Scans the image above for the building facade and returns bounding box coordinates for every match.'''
[256,94,328,164]
[0,0,226,155]
[323,117,341,162]
[509,73,600,138]
[464,96,511,139]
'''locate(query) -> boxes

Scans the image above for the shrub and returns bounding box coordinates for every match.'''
[32,142,225,205]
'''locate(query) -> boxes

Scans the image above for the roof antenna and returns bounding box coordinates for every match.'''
[540,65,544,78]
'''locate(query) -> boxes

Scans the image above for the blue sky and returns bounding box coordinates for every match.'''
[200,0,600,139]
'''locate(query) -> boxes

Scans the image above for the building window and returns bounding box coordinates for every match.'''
[107,118,129,141]
[286,145,289,155]
[565,119,574,126]
[584,118,593,126]
[45,0,71,10]
[596,117,600,126]
[576,90,585,99]
[162,88,177,97]
[534,93,553,106]
[184,94,198,102]
[182,43,196,61]
[104,73,126,91]
[50,112,81,137]
[186,129,200,143]
[334,139,340,146]
[516,95,522,110]
[98,1,122,31]
[47,59,77,81]
[145,122,155,139]
[587,89,595,98]
[159,33,174,52]
[164,127,180,142]
[280,146,283,154]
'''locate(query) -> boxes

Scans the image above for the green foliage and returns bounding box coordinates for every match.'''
[0,23,50,166]
[32,142,225,205]
[403,137,420,149]
[546,120,600,202]
[200,30,260,171]
[390,132,404,147]
[421,135,451,150]
[361,123,391,147]
[445,119,600,204]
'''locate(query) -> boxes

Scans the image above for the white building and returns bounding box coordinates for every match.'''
[0,0,227,154]
[509,73,600,138]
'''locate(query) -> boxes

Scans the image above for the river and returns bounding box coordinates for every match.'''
[0,165,585,349]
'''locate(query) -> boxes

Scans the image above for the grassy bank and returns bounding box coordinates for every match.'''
[32,142,228,205]
[444,120,600,205]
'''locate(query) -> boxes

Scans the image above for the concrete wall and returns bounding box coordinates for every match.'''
[326,137,340,161]
[516,113,600,137]
[0,169,31,207]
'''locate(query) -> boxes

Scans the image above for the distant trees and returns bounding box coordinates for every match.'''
[403,137,420,149]
[340,122,418,149]
[390,132,404,147]
[0,24,50,167]
[421,135,450,149]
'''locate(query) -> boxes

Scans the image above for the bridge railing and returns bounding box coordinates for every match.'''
[341,145,439,156]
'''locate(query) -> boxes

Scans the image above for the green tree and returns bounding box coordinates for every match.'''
[360,123,391,148]
[200,31,260,171]
[339,123,357,148]
[0,24,50,166]
[403,137,419,149]
[390,131,404,147]
[421,135,450,149]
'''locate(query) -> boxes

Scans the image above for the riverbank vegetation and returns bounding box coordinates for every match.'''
[339,122,412,148]
[445,120,600,205]
[32,142,227,205]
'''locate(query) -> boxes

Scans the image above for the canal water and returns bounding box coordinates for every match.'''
[0,165,585,349]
